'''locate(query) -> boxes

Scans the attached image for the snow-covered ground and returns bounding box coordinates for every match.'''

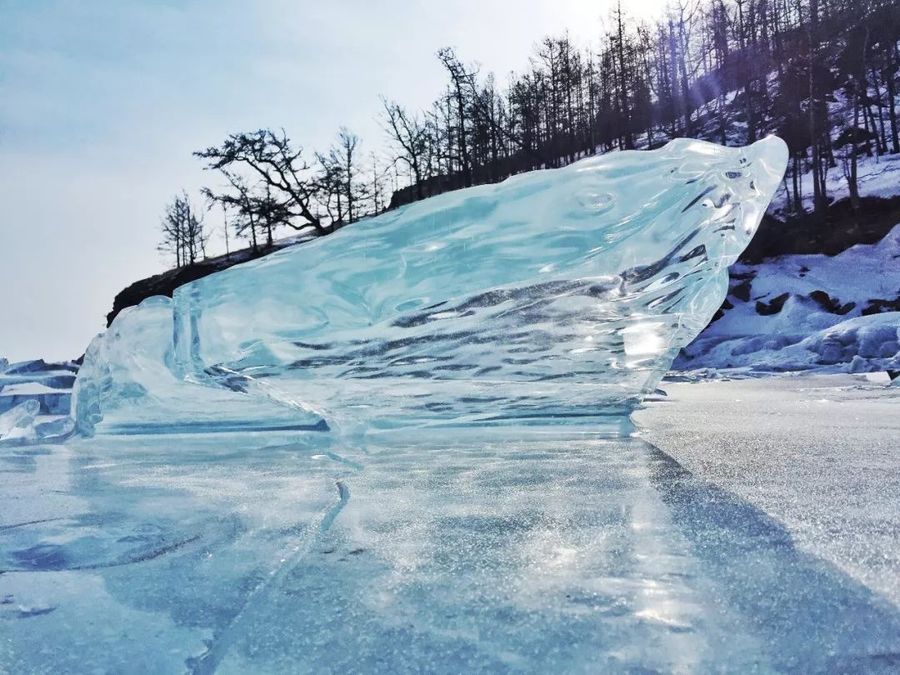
[677,224,900,374]
[674,92,900,375]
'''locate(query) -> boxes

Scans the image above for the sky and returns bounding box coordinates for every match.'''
[0,0,667,362]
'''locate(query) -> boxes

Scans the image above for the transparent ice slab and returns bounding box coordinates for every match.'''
[73,138,788,435]
[0,399,39,443]
[17,137,896,671]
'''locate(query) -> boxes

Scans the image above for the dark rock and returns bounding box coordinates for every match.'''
[731,279,752,302]
[809,290,855,315]
[741,196,900,262]
[755,292,790,316]
[862,298,900,315]
[106,235,319,327]
[834,126,878,148]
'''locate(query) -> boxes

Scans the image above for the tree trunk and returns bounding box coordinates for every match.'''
[871,68,888,154]
[617,4,634,149]
[808,0,828,214]
[849,86,861,211]
[885,59,899,153]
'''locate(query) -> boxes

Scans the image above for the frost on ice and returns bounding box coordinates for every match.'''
[74,137,788,435]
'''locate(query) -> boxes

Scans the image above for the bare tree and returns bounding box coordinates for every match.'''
[195,129,325,235]
[367,151,389,215]
[437,47,477,187]
[158,192,207,267]
[381,98,431,200]
[201,170,291,251]
[316,127,365,228]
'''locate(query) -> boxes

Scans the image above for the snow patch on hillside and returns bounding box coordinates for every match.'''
[770,151,900,215]
[677,224,900,374]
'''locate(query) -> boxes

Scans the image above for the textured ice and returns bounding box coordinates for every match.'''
[0,400,74,446]
[0,399,40,443]
[74,137,786,435]
[4,424,900,672]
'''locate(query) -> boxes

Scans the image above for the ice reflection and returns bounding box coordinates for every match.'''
[4,426,899,672]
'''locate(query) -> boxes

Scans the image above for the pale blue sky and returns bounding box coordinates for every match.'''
[0,0,664,360]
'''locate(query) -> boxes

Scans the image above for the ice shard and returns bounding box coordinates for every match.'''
[0,399,40,444]
[74,137,787,435]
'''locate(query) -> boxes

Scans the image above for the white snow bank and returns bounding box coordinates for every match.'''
[793,314,900,368]
[690,312,900,372]
[679,225,900,374]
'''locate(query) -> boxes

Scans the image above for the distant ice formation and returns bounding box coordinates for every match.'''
[74,137,787,435]
[0,359,77,445]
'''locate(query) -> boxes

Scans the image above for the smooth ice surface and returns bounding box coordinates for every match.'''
[635,373,900,607]
[4,420,900,672]
[74,137,787,435]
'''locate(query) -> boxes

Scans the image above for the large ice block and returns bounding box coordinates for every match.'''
[74,137,787,435]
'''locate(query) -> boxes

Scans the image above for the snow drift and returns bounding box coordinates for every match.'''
[678,223,900,373]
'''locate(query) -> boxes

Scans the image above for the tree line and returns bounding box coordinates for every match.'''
[160,0,900,267]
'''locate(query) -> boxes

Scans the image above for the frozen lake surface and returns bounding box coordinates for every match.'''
[635,372,900,608]
[2,374,899,672]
